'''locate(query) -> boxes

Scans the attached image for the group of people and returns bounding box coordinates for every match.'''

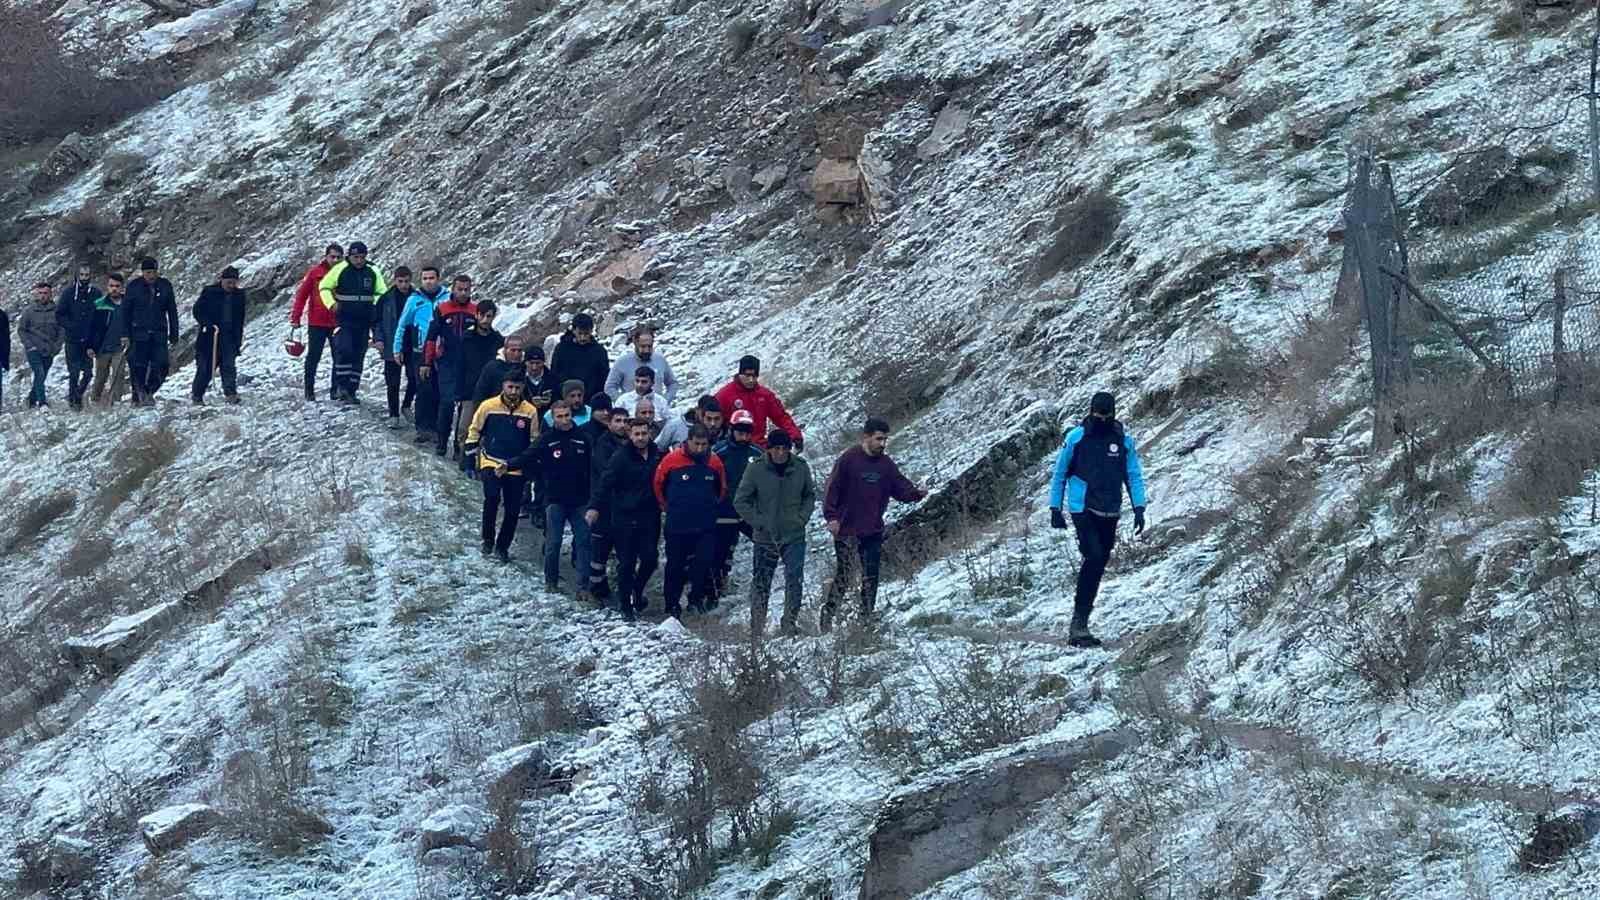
[1,244,1150,645]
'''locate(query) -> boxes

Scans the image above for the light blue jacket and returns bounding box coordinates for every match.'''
[393,287,447,357]
[1049,421,1147,515]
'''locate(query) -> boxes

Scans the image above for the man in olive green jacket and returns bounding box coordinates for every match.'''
[733,431,816,637]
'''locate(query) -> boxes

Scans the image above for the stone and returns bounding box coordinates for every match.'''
[422,846,478,867]
[752,163,789,194]
[139,803,221,856]
[138,0,257,58]
[858,730,1134,900]
[445,99,489,136]
[48,834,95,884]
[479,742,550,800]
[402,1,433,26]
[859,144,895,221]
[1518,804,1600,871]
[811,158,862,205]
[653,616,690,638]
[916,104,970,160]
[62,600,183,671]
[724,162,755,202]
[28,133,95,192]
[417,804,491,854]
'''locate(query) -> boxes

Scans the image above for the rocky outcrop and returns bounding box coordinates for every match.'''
[62,601,182,671]
[417,804,491,855]
[137,0,257,58]
[28,133,95,193]
[139,803,221,855]
[811,158,863,205]
[479,742,551,801]
[859,730,1135,900]
[48,834,96,885]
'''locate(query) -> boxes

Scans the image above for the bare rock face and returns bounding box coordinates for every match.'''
[138,0,257,58]
[479,742,551,801]
[62,600,183,671]
[859,731,1135,899]
[139,803,221,856]
[811,158,863,205]
[48,834,96,885]
[28,133,95,193]
[417,804,491,855]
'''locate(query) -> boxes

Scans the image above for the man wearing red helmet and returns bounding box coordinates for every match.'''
[711,409,764,600]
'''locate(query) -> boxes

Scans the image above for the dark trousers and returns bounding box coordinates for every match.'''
[750,540,806,636]
[1071,512,1119,627]
[303,325,334,398]
[544,503,592,588]
[26,350,52,407]
[128,338,170,401]
[331,325,369,398]
[192,328,238,400]
[664,529,715,616]
[823,532,885,623]
[714,521,752,591]
[481,471,526,552]
[434,379,463,453]
[589,526,614,597]
[64,342,92,406]
[414,370,439,437]
[386,354,416,417]
[614,514,661,608]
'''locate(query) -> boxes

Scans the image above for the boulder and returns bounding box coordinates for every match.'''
[479,742,550,800]
[811,158,862,205]
[417,804,491,854]
[138,0,257,58]
[859,144,895,221]
[916,104,971,160]
[28,133,95,192]
[653,616,690,638]
[1517,803,1600,871]
[139,803,221,856]
[445,99,490,136]
[62,600,183,670]
[1415,146,1515,227]
[48,834,95,884]
[859,730,1135,900]
[752,163,789,194]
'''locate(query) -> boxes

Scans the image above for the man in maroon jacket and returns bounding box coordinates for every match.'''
[288,243,342,401]
[821,417,927,631]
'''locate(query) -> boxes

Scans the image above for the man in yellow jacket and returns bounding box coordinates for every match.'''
[465,374,540,563]
[317,240,388,404]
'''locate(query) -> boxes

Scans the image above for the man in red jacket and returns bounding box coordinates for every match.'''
[288,243,342,401]
[653,425,728,619]
[820,417,927,631]
[714,355,803,450]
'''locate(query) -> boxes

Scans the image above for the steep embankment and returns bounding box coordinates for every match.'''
[5,0,1600,898]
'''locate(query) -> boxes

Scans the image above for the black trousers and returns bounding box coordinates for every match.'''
[192,328,238,400]
[303,325,334,398]
[64,341,92,406]
[664,529,715,615]
[589,526,614,598]
[384,358,404,417]
[614,514,661,607]
[714,521,752,590]
[1071,513,1119,626]
[128,338,170,400]
[482,471,527,552]
[331,325,369,397]
[414,368,439,437]
[823,532,885,620]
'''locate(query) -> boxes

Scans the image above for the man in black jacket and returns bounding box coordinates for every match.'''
[473,335,528,403]
[0,303,9,410]
[523,346,560,414]
[550,312,609,400]
[124,257,179,405]
[88,273,129,406]
[55,263,101,409]
[585,406,632,602]
[455,302,504,476]
[587,417,664,620]
[192,267,247,404]
[374,266,414,424]
[530,401,593,598]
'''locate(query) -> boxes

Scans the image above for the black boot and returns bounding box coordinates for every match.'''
[1068,618,1103,649]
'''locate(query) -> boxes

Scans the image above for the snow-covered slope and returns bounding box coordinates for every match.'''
[4,1,1600,898]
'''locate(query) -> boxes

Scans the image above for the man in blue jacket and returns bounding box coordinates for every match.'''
[1048,391,1147,649]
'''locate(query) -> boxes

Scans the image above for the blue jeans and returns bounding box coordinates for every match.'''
[26,350,52,407]
[544,503,592,589]
[750,540,806,635]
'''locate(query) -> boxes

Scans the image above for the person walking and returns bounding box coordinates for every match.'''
[0,302,10,410]
[715,355,802,450]
[88,273,129,405]
[585,404,632,601]
[418,275,479,457]
[653,425,727,619]
[18,283,63,409]
[542,380,591,428]
[55,263,101,409]
[734,429,817,637]
[465,375,539,563]
[820,418,927,631]
[396,265,447,444]
[453,302,504,474]
[522,345,560,414]
[374,266,415,424]
[615,367,668,422]
[712,410,763,600]
[190,266,247,405]
[289,243,343,401]
[124,258,179,405]
[604,324,678,405]
[317,241,388,405]
[530,401,593,598]
[550,312,610,400]
[473,335,528,403]
[656,395,721,451]
[588,418,664,620]
[1048,392,1147,649]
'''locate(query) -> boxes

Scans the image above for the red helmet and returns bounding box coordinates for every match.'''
[284,337,305,357]
[729,409,755,429]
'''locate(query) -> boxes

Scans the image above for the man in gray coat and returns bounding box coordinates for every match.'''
[18,282,64,409]
[733,431,817,637]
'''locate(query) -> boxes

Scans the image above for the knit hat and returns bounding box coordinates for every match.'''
[738,354,761,375]
[1091,391,1115,417]
[589,392,613,412]
[348,241,369,255]
[527,346,545,360]
[561,379,585,396]
[139,257,158,271]
[220,266,241,280]
[573,312,595,330]
[767,430,793,448]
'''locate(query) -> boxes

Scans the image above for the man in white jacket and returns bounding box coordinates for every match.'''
[615,365,668,422]
[604,325,678,405]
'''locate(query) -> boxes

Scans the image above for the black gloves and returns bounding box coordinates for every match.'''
[1133,507,1146,535]
[794,435,805,453]
[1050,508,1067,530]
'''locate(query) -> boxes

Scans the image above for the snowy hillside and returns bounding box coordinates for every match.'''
[4,0,1600,898]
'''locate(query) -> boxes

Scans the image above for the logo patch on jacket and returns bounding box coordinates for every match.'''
[681,473,690,481]
[1108,444,1120,456]
[516,420,527,430]
[735,399,745,409]
[553,449,562,458]
[863,472,881,484]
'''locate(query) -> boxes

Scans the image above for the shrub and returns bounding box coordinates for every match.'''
[1495,410,1600,517]
[855,643,1035,769]
[0,4,180,145]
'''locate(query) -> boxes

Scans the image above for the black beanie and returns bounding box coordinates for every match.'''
[590,392,613,412]
[1091,391,1115,417]
[220,266,241,280]
[738,355,761,375]
[139,257,158,271]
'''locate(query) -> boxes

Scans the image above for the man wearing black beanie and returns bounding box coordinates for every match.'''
[191,266,248,404]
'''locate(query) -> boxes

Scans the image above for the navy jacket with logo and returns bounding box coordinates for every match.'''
[520,427,592,507]
[653,447,727,535]
[1049,417,1147,516]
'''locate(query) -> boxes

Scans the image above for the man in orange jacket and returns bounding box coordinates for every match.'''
[288,243,342,401]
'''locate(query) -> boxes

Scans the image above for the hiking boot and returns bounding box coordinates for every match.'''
[495,548,511,565]
[633,593,649,613]
[619,603,636,623]
[1068,620,1103,649]
[779,619,800,638]
[480,541,494,557]
[191,396,204,405]
[413,433,432,445]
[225,394,241,405]
[544,579,560,593]
[819,606,834,634]
[576,590,593,605]
[434,446,446,457]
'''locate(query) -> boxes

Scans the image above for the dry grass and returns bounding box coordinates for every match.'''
[1033,187,1124,284]
[5,489,77,553]
[95,424,181,514]
[853,642,1035,770]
